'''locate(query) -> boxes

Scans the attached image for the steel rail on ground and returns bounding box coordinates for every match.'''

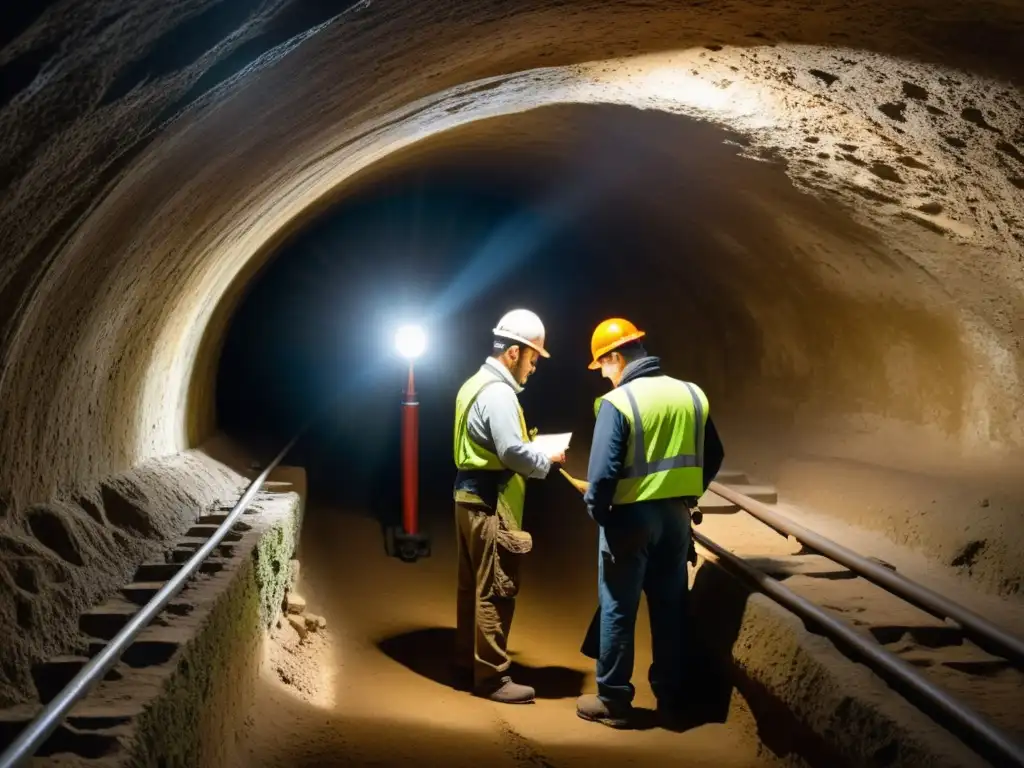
[0,433,303,768]
[709,481,1024,668]
[694,529,1024,767]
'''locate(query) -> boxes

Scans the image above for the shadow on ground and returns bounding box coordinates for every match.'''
[376,626,587,700]
[690,551,843,766]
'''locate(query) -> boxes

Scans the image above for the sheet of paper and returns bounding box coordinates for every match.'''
[531,432,572,455]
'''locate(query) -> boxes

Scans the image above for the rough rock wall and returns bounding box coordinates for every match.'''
[0,0,1022,701]
[0,451,243,707]
[1,1,1022,511]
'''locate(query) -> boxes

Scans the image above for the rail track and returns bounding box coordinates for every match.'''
[3,454,1022,767]
[694,471,1024,768]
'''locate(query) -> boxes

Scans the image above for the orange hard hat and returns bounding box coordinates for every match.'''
[588,318,646,369]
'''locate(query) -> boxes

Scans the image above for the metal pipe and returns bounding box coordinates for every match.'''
[709,481,1024,667]
[401,362,419,536]
[693,529,1024,768]
[0,434,303,768]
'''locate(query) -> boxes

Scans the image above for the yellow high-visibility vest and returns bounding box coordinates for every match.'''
[597,376,709,505]
[453,367,529,527]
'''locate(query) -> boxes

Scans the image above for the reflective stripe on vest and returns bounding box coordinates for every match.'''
[599,376,708,505]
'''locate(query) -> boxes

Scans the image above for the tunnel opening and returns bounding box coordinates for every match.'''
[212,102,1024,598]
[207,101,1024,756]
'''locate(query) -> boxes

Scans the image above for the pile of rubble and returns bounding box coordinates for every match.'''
[278,559,326,640]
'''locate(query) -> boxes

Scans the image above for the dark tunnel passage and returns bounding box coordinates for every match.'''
[214,103,1024,589]
[212,104,837,516]
[2,1,1024,763]
[207,107,1024,763]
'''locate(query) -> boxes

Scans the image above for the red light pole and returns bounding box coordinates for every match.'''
[401,361,419,536]
[387,324,431,562]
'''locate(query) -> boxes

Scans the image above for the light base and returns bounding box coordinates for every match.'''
[385,525,431,563]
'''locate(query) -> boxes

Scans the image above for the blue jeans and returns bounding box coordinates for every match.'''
[589,499,691,706]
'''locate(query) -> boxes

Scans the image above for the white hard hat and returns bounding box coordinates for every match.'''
[492,308,550,358]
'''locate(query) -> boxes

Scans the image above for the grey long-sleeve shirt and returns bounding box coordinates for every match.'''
[454,357,552,506]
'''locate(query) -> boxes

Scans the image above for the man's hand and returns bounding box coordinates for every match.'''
[547,450,566,465]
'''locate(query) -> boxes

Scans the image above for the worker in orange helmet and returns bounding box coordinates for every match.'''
[575,318,724,729]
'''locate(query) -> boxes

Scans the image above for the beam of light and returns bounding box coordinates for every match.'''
[394,324,427,359]
[422,172,601,325]
[419,104,688,327]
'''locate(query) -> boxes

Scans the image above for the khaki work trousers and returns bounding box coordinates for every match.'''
[454,501,527,688]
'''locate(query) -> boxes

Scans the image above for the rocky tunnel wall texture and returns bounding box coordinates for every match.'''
[0,0,1022,705]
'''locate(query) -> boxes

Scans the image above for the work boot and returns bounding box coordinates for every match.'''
[576,694,633,728]
[475,676,535,704]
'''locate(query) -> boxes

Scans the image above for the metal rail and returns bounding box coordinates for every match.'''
[709,481,1024,667]
[694,530,1024,768]
[558,470,1024,763]
[0,434,302,768]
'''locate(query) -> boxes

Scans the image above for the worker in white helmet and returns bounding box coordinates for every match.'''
[452,308,566,704]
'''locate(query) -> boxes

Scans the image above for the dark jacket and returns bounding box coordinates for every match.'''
[583,356,725,524]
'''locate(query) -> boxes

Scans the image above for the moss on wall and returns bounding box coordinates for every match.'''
[121,493,300,767]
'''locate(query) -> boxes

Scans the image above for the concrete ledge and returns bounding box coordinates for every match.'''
[689,551,989,768]
[2,471,304,767]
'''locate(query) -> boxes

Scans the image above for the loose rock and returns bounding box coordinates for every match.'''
[287,614,307,639]
[286,593,306,614]
[304,613,327,632]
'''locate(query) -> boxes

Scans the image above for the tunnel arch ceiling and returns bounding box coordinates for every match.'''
[0,0,1022,520]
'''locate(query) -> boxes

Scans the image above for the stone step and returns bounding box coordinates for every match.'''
[121,581,196,606]
[194,512,254,531]
[0,702,131,757]
[869,623,965,649]
[86,627,188,669]
[214,499,267,513]
[715,469,749,485]
[133,558,227,582]
[893,643,1012,675]
[170,538,236,562]
[744,554,856,581]
[698,491,737,513]
[31,656,122,704]
[726,484,778,504]
[80,596,194,640]
[699,483,778,513]
[0,704,38,751]
[184,524,243,541]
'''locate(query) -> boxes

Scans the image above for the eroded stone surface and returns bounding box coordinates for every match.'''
[1,0,1022,508]
[0,0,1022,719]
[0,451,242,707]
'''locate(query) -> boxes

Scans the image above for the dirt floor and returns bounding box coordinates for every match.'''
[242,502,778,768]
